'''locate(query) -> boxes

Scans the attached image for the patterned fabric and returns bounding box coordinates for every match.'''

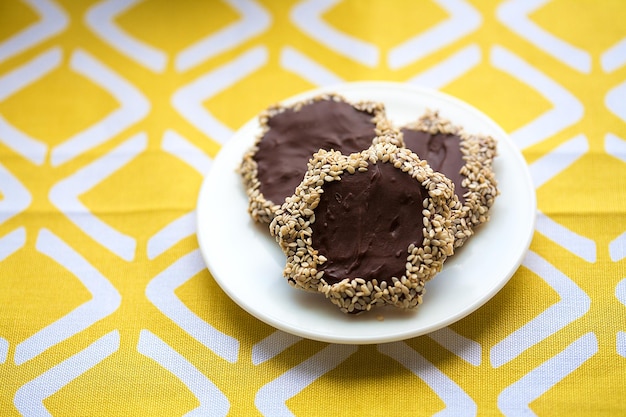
[1,0,625,415]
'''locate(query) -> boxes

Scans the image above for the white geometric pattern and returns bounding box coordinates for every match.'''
[137,329,230,416]
[0,227,26,262]
[529,134,596,262]
[388,0,481,70]
[50,49,150,167]
[0,47,59,165]
[408,44,481,89]
[0,162,32,226]
[14,330,120,416]
[491,45,583,150]
[497,332,598,416]
[0,226,26,365]
[490,251,590,368]
[528,134,588,190]
[171,46,268,144]
[607,131,626,359]
[175,0,271,72]
[147,130,211,260]
[86,0,272,74]
[0,0,68,65]
[145,249,240,363]
[535,212,596,263]
[252,331,303,366]
[619,332,626,359]
[606,80,626,123]
[611,233,626,263]
[617,279,626,358]
[379,341,477,416]
[280,47,343,87]
[255,344,358,416]
[0,210,9,363]
[606,133,626,263]
[86,0,168,73]
[14,229,121,365]
[428,327,482,366]
[606,133,626,164]
[0,337,8,364]
[601,36,626,73]
[148,211,196,260]
[291,0,378,67]
[49,133,147,261]
[497,0,591,73]
[161,129,212,176]
[282,43,484,93]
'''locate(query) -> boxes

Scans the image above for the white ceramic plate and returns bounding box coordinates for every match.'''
[196,81,536,344]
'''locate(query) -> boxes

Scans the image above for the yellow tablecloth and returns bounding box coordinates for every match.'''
[1,0,626,415]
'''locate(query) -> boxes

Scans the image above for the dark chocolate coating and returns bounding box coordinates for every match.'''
[311,161,426,285]
[402,129,468,203]
[254,100,377,205]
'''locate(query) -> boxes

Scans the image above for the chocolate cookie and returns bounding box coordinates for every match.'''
[239,94,398,224]
[401,111,498,249]
[270,140,456,314]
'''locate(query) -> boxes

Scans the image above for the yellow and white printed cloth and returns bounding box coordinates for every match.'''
[1,0,626,415]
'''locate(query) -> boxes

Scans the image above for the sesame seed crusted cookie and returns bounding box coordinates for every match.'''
[400,110,499,249]
[269,140,457,314]
[239,93,400,225]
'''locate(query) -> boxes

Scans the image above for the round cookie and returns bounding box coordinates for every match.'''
[270,139,456,314]
[239,93,399,225]
[400,110,498,249]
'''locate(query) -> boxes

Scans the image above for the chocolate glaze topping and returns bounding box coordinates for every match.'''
[311,161,426,285]
[402,129,468,203]
[254,100,378,205]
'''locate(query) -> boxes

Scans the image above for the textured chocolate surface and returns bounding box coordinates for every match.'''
[253,100,378,205]
[402,129,468,203]
[311,161,426,285]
